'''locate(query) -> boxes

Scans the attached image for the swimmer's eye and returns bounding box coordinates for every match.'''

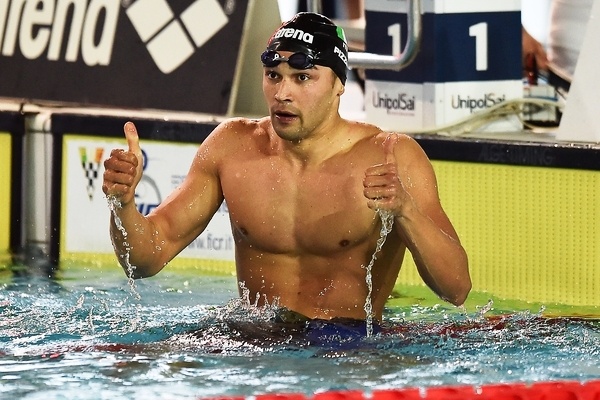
[265,70,280,79]
[264,70,310,82]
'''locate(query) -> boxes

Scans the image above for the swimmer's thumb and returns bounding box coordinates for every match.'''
[124,121,141,156]
[384,134,398,165]
[124,121,144,187]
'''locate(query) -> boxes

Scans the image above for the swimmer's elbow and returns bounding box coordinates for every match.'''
[119,260,162,280]
[447,279,472,307]
[127,269,156,280]
[448,252,471,306]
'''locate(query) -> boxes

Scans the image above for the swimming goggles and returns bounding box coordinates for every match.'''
[261,50,320,70]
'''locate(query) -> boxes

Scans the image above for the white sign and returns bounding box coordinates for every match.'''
[62,135,235,261]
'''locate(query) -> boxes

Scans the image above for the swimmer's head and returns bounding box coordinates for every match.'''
[262,12,349,85]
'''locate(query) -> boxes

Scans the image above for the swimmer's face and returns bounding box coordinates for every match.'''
[262,51,344,142]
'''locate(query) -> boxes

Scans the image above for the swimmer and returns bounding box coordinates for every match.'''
[102,12,471,324]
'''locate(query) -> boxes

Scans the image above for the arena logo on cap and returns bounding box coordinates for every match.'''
[274,28,314,44]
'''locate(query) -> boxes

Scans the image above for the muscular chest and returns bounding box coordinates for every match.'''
[220,158,377,254]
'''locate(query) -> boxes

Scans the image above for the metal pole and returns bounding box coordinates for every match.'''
[307,0,322,14]
[19,113,56,276]
[348,0,422,71]
[306,0,422,71]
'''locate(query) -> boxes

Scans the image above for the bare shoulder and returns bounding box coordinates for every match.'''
[347,121,415,146]
[346,120,382,137]
[350,123,427,160]
[201,117,270,154]
[372,131,419,147]
[345,120,384,150]
[372,131,430,163]
[209,117,268,140]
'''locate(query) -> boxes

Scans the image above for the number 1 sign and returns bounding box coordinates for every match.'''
[364,0,522,133]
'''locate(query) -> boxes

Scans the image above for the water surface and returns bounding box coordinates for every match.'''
[1,267,600,399]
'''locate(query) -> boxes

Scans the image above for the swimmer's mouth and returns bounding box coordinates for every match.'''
[274,111,299,122]
[274,111,297,118]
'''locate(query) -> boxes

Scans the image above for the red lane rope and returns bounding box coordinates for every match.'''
[204,380,600,400]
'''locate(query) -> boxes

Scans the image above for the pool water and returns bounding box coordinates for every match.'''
[1,267,600,399]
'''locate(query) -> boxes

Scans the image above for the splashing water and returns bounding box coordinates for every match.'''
[3,267,600,400]
[223,281,282,323]
[363,209,395,337]
[107,195,141,303]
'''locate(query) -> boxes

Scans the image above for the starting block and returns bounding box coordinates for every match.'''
[364,0,522,133]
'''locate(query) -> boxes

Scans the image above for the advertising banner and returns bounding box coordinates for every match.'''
[0,0,248,114]
[61,134,234,263]
[0,132,10,262]
[364,0,522,132]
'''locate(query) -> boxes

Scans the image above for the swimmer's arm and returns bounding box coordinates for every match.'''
[106,124,225,278]
[394,137,470,305]
[365,135,471,305]
[130,155,223,278]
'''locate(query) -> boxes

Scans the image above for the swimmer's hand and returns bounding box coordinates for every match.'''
[363,134,415,216]
[102,121,144,206]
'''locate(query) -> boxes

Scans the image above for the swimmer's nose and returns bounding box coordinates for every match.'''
[274,79,293,102]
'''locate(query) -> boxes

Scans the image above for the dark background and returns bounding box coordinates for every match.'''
[0,0,248,114]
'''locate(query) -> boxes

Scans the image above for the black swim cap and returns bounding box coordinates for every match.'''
[265,12,349,85]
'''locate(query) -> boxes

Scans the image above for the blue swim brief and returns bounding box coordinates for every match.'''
[274,309,381,347]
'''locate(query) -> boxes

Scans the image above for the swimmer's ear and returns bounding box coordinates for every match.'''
[333,76,345,96]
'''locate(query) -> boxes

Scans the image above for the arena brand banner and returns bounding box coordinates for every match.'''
[61,134,234,261]
[0,0,248,114]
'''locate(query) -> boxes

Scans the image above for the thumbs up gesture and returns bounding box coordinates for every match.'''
[362,134,409,216]
[102,122,144,206]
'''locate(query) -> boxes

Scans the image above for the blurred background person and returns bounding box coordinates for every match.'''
[522,0,594,81]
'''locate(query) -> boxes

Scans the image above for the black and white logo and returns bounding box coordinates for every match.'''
[0,0,248,113]
[125,0,229,73]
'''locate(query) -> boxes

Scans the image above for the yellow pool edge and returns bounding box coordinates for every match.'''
[4,152,598,316]
[55,253,600,318]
